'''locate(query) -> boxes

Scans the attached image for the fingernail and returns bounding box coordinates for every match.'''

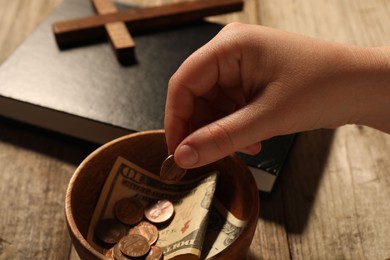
[176,144,198,167]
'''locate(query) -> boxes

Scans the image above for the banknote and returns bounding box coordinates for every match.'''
[202,199,247,258]
[87,156,247,259]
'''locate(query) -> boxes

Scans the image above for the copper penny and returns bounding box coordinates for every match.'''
[144,200,175,224]
[118,234,150,258]
[160,154,187,181]
[102,246,115,258]
[128,221,159,245]
[145,245,163,260]
[112,243,130,260]
[94,218,127,245]
[114,197,144,226]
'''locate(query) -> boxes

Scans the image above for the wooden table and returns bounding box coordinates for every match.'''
[1,0,389,259]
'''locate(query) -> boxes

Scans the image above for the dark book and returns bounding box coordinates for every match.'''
[0,0,294,192]
[0,0,223,144]
[237,134,295,192]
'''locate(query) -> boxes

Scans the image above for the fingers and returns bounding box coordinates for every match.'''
[238,142,262,155]
[164,22,381,169]
[164,46,219,153]
[165,23,300,168]
[173,104,266,168]
[165,24,244,154]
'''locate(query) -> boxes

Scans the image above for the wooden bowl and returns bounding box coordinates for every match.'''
[65,130,259,259]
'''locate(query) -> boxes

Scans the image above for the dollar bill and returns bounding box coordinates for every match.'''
[202,199,247,258]
[87,156,247,259]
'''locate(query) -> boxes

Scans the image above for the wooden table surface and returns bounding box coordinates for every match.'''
[0,0,389,259]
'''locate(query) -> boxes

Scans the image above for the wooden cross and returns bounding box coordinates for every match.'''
[91,0,136,64]
[52,0,244,65]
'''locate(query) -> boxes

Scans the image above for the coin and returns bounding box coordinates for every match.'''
[94,218,127,245]
[102,246,114,258]
[114,197,145,226]
[144,200,175,224]
[160,154,187,181]
[128,221,159,245]
[112,243,130,260]
[118,234,150,258]
[145,245,163,260]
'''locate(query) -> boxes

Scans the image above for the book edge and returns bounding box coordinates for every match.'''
[0,96,132,144]
[247,166,277,192]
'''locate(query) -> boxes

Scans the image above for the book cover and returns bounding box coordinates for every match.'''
[237,134,296,192]
[0,0,223,144]
[0,0,295,192]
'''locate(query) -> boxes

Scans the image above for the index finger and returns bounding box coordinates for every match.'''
[164,46,219,153]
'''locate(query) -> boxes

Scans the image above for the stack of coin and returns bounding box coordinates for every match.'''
[94,197,175,260]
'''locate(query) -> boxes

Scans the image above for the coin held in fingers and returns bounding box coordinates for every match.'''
[160,154,187,181]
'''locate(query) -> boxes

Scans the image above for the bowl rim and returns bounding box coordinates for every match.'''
[65,130,259,259]
[65,131,146,259]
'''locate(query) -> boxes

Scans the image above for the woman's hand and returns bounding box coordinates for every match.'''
[164,23,390,169]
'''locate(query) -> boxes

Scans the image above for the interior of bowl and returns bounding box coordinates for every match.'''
[65,130,259,259]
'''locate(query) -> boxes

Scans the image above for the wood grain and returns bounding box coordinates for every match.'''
[0,118,95,259]
[52,0,244,48]
[0,0,389,260]
[65,130,259,259]
[91,0,135,64]
[0,0,61,63]
[256,2,390,259]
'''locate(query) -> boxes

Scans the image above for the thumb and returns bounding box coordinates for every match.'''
[173,105,269,169]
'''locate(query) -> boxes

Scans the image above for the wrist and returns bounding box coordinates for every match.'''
[343,45,390,132]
